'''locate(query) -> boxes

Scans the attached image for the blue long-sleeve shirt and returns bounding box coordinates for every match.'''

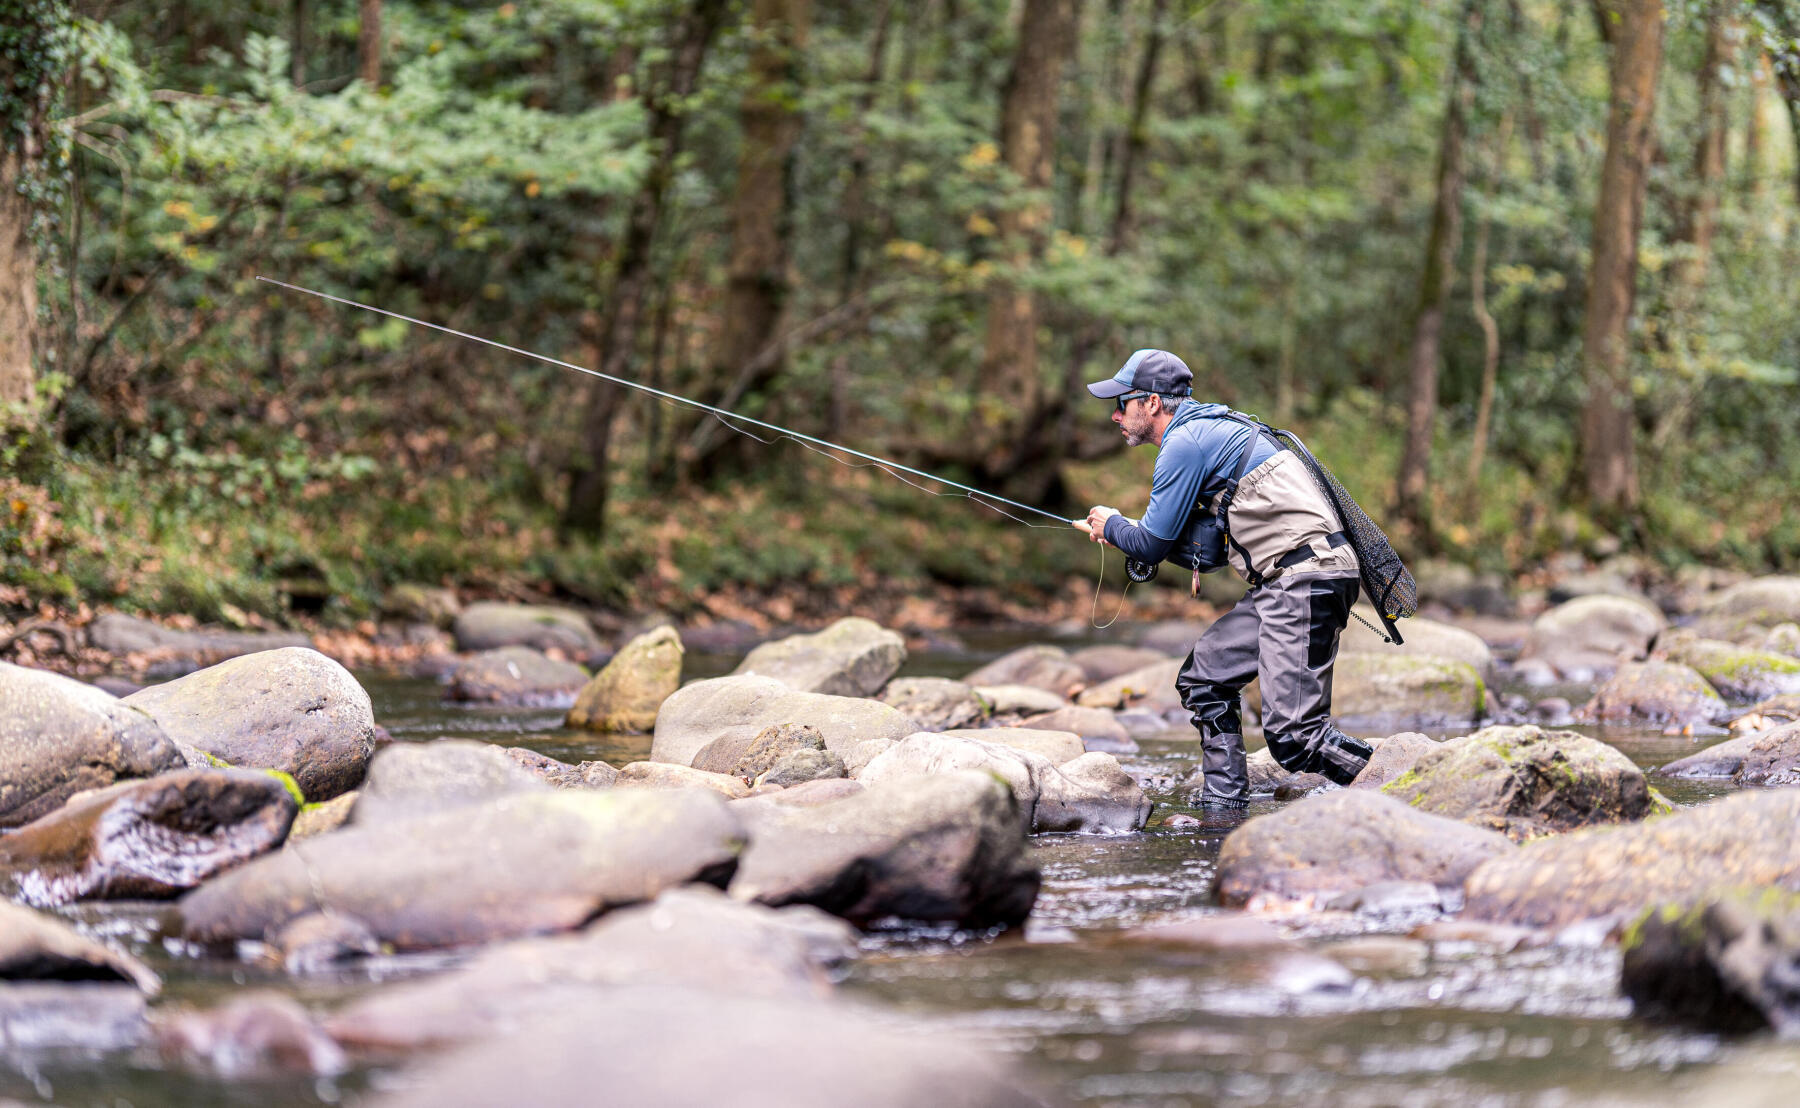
[1101,401,1278,567]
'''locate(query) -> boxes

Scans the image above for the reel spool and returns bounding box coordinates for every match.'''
[1125,559,1159,583]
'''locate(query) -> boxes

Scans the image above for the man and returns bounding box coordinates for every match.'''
[1080,348,1373,810]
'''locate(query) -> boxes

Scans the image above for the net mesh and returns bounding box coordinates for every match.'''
[1275,430,1418,629]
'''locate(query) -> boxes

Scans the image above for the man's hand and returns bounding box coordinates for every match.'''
[1084,506,1120,545]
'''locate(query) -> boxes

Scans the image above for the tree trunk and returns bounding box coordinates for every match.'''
[0,149,36,409]
[1395,0,1480,532]
[1109,0,1167,254]
[291,0,307,87]
[1581,0,1664,516]
[686,0,814,480]
[1744,53,1770,203]
[358,0,382,86]
[976,0,1076,494]
[0,2,67,413]
[563,0,730,535]
[1674,4,1738,287]
[1466,112,1513,498]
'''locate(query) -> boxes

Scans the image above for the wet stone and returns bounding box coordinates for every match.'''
[1620,890,1800,1035]
[565,625,683,733]
[444,646,589,709]
[0,901,161,994]
[154,992,348,1077]
[732,617,906,697]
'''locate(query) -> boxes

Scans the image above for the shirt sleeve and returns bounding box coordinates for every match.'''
[1102,514,1178,563]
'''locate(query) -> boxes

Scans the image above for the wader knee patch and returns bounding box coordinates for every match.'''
[1307,577,1358,667]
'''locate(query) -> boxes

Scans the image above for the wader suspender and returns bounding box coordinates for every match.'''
[1210,413,1285,588]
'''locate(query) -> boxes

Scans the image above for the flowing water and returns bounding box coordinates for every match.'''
[1,642,1788,1107]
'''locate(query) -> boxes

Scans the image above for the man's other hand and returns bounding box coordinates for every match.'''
[1085,506,1120,544]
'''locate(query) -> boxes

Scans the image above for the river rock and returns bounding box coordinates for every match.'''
[1462,789,1800,928]
[757,747,848,787]
[155,992,347,1077]
[380,584,462,629]
[859,732,1147,834]
[1214,790,1514,908]
[443,646,588,708]
[1381,726,1650,839]
[976,683,1069,718]
[85,612,310,670]
[1350,732,1438,790]
[351,740,550,826]
[1514,594,1666,683]
[1075,658,1184,710]
[614,762,754,799]
[1764,623,1800,658]
[1655,630,1800,701]
[1690,576,1800,644]
[1331,653,1486,731]
[1198,747,1330,797]
[1122,913,1292,950]
[650,674,919,767]
[362,985,1051,1108]
[1340,610,1495,679]
[1017,705,1132,747]
[1728,694,1800,736]
[0,769,297,906]
[270,910,383,973]
[1658,721,1800,786]
[502,747,619,789]
[732,779,865,815]
[0,661,183,829]
[963,645,1086,698]
[122,648,375,802]
[1412,559,1514,615]
[1040,752,1153,831]
[1620,890,1800,1034]
[1070,644,1174,684]
[729,771,1041,929]
[289,792,356,841]
[564,625,682,732]
[694,722,824,776]
[451,602,603,659]
[1134,620,1208,655]
[327,887,857,1049]
[967,727,1084,765]
[877,676,986,731]
[0,901,160,993]
[0,983,150,1052]
[180,789,747,951]
[1576,661,1726,726]
[731,618,905,698]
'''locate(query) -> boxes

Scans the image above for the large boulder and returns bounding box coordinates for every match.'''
[731,618,905,698]
[1690,576,1800,644]
[451,602,604,659]
[1339,610,1495,679]
[1620,890,1800,1034]
[350,741,550,826]
[729,771,1041,929]
[1657,721,1800,787]
[1380,726,1650,839]
[1655,630,1800,702]
[0,661,183,829]
[123,648,376,802]
[858,732,1147,834]
[877,677,986,732]
[650,675,919,768]
[1514,594,1666,683]
[1576,661,1726,726]
[1214,790,1514,908]
[85,612,310,671]
[1069,644,1174,684]
[1075,658,1184,711]
[1330,653,1486,731]
[565,625,683,733]
[1462,789,1800,929]
[327,887,857,1049]
[963,645,1086,699]
[0,901,160,994]
[0,769,297,906]
[360,986,1051,1108]
[180,790,747,951]
[443,647,588,708]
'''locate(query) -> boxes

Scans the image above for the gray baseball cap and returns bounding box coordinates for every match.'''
[1087,348,1194,399]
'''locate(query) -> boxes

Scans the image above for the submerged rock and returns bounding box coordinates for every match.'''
[732,617,906,697]
[0,901,160,994]
[1462,789,1800,929]
[351,740,550,826]
[564,625,683,733]
[123,648,376,802]
[1655,630,1800,701]
[180,789,747,951]
[451,602,603,659]
[0,661,183,829]
[729,771,1041,929]
[650,675,919,767]
[1658,721,1800,787]
[0,769,297,906]
[963,645,1086,699]
[1576,661,1726,726]
[1214,790,1514,908]
[1514,594,1665,683]
[877,676,986,731]
[859,732,1147,834]
[444,646,589,708]
[1380,725,1651,839]
[1621,890,1800,1034]
[1331,653,1486,731]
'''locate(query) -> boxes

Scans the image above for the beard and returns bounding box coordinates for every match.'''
[1120,411,1156,447]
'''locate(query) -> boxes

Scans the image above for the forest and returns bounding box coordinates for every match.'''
[4,0,1800,627]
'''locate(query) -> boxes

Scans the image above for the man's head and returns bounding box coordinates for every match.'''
[1087,349,1193,447]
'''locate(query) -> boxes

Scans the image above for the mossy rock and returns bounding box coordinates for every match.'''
[1656,630,1800,702]
[1331,653,1486,731]
[1690,576,1800,644]
[1576,661,1725,726]
[1620,887,1800,1034]
[566,626,684,733]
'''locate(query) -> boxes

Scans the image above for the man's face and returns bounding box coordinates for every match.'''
[1113,395,1157,447]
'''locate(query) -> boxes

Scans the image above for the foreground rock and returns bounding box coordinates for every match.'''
[1690,576,1800,644]
[365,986,1051,1108]
[1514,594,1665,683]
[730,771,1041,929]
[451,602,603,659]
[1330,653,1486,731]
[1214,790,1513,908]
[444,647,589,708]
[0,661,183,829]
[732,617,905,697]
[351,741,550,826]
[328,888,857,1049]
[877,677,986,731]
[1655,630,1800,701]
[124,648,376,802]
[1658,721,1800,786]
[1621,891,1800,1034]
[1576,661,1725,726]
[0,770,297,906]
[85,612,310,671]
[0,901,160,994]
[1381,726,1651,839]
[1463,789,1800,928]
[650,675,919,767]
[964,645,1086,699]
[1350,732,1438,790]
[181,790,746,951]
[859,732,1148,834]
[564,625,683,732]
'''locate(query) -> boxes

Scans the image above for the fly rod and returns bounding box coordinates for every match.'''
[256,276,1092,532]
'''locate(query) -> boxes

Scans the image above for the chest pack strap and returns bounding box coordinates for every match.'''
[1208,412,1285,588]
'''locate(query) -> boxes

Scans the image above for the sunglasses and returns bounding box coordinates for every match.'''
[1114,391,1153,414]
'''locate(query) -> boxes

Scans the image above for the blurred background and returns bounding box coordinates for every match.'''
[2,0,1798,627]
